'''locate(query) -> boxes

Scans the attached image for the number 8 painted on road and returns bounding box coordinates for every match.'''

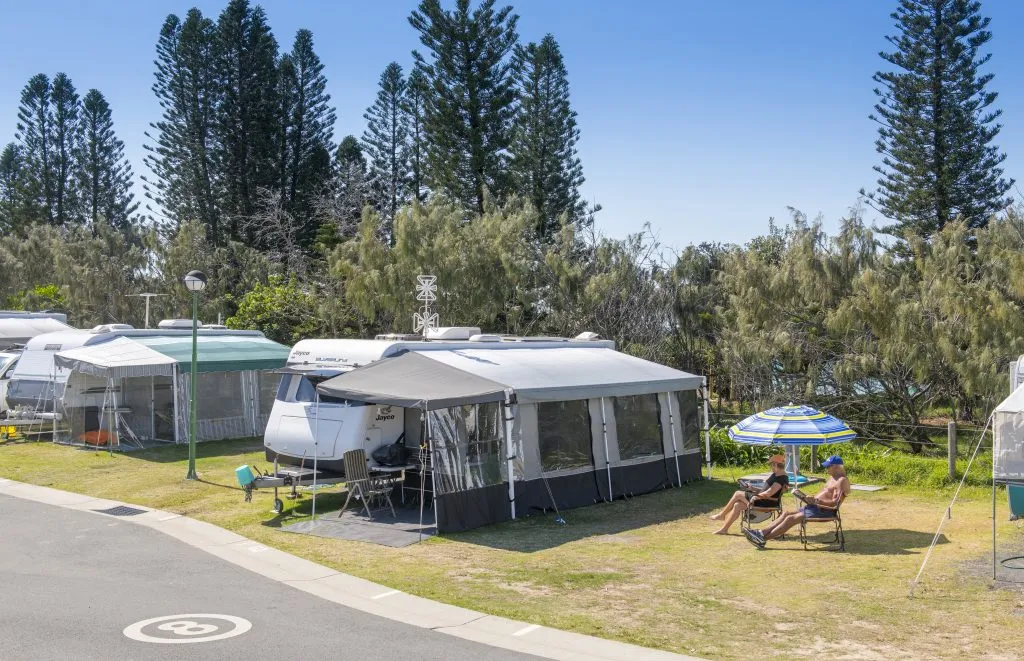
[157,620,219,636]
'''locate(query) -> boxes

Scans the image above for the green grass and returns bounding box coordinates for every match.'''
[1,437,1021,660]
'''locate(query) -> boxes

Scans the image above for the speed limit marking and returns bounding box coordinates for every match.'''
[123,614,252,644]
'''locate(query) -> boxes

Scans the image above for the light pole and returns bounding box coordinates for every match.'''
[183,270,207,480]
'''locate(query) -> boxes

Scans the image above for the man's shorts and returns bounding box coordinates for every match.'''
[802,504,837,519]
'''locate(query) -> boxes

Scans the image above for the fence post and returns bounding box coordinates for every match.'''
[948,421,957,481]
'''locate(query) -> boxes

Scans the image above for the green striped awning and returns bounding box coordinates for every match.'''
[133,335,290,373]
[54,334,290,379]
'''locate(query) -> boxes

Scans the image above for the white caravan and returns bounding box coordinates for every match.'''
[265,328,615,472]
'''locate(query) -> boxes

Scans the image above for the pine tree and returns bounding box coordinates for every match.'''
[362,62,408,243]
[409,0,519,214]
[870,0,1012,238]
[0,143,25,233]
[16,74,53,224]
[144,10,221,238]
[214,0,280,241]
[280,29,335,245]
[510,34,585,240]
[403,64,429,204]
[77,89,139,232]
[334,135,370,228]
[49,73,81,225]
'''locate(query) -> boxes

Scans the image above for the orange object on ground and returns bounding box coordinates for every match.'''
[78,430,113,446]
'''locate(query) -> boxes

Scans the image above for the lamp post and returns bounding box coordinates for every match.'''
[183,270,207,480]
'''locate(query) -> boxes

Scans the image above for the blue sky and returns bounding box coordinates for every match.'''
[1,1,1023,251]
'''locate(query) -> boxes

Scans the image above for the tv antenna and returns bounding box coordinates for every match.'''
[128,293,166,329]
[412,275,439,335]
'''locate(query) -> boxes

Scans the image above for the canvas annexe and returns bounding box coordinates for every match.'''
[8,325,289,448]
[264,329,709,532]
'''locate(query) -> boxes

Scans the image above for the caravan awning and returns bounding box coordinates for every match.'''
[317,351,508,410]
[54,334,290,378]
[54,337,176,378]
[417,347,703,403]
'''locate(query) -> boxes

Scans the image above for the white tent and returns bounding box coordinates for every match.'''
[993,383,1024,482]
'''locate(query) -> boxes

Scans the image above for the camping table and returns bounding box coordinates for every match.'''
[370,464,415,504]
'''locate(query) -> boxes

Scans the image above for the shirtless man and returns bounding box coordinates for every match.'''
[709,454,789,535]
[743,455,850,548]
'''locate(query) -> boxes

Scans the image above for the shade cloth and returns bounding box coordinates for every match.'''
[317,351,509,410]
[728,404,856,445]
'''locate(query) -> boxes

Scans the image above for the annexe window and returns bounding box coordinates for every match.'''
[613,394,663,460]
[537,400,593,472]
[430,402,504,494]
[674,390,701,452]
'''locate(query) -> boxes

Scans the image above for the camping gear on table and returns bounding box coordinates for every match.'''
[728,403,855,484]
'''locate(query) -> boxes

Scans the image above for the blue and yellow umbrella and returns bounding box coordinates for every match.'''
[728,404,855,483]
[728,404,857,445]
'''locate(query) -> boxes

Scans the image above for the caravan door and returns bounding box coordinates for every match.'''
[0,354,20,413]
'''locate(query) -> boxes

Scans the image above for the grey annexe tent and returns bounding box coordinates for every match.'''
[317,348,708,533]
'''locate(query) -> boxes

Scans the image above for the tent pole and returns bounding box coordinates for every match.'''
[172,369,179,443]
[667,392,681,487]
[418,404,428,541]
[312,389,320,522]
[150,375,155,441]
[504,391,516,520]
[702,384,711,479]
[600,397,612,501]
[108,378,115,456]
[430,410,439,535]
[993,441,997,581]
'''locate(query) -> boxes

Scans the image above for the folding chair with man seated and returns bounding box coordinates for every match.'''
[799,492,845,551]
[338,449,396,520]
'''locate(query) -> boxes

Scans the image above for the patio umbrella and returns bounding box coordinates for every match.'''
[728,404,856,484]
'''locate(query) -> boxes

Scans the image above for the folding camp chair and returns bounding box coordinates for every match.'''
[740,483,787,531]
[338,449,396,520]
[799,493,845,551]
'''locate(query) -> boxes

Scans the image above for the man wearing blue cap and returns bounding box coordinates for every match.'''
[744,455,850,549]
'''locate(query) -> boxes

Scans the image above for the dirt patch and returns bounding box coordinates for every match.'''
[592,534,642,544]
[791,637,916,661]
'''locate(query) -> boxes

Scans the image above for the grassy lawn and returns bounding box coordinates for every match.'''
[1,437,1021,660]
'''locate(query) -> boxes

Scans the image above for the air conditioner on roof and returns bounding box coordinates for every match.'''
[157,319,201,330]
[423,327,482,341]
[90,324,134,333]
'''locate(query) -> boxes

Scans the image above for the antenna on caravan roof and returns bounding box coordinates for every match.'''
[412,275,439,335]
[128,293,166,329]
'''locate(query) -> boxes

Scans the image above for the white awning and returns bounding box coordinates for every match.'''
[54,337,177,379]
[415,347,704,403]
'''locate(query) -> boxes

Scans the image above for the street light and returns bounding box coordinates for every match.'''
[183,270,207,480]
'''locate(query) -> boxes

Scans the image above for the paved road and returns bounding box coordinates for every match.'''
[0,494,540,661]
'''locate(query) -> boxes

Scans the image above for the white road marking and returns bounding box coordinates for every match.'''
[371,589,401,600]
[123,614,251,644]
[512,624,540,637]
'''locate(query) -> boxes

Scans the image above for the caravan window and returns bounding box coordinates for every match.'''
[294,376,317,402]
[613,394,663,460]
[674,390,701,452]
[537,400,592,471]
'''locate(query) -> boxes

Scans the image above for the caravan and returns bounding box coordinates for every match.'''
[264,328,709,532]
